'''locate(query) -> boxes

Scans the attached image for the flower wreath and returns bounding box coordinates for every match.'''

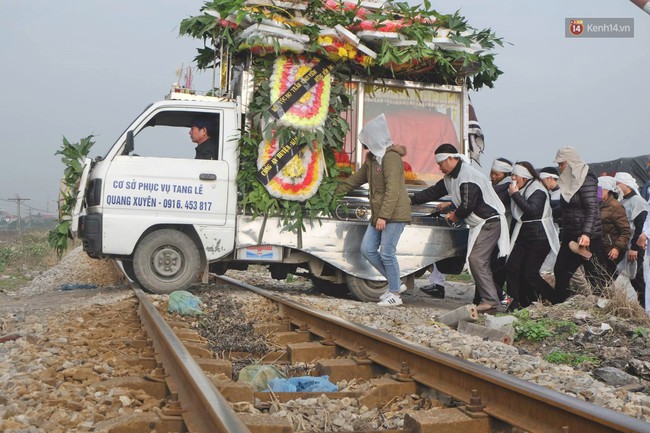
[239,36,305,56]
[257,136,324,201]
[269,56,331,130]
[317,36,375,67]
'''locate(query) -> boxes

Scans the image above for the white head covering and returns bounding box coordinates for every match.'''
[491,159,513,174]
[359,113,392,164]
[614,172,640,195]
[554,146,589,201]
[539,167,559,180]
[598,175,617,192]
[512,163,533,179]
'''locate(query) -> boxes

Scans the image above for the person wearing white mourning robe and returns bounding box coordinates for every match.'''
[485,157,513,305]
[615,172,648,308]
[410,144,509,312]
[636,196,650,315]
[505,162,559,310]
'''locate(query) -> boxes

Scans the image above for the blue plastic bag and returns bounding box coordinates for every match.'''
[60,283,97,291]
[267,375,338,393]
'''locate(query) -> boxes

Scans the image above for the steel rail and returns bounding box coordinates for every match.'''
[218,274,650,433]
[133,285,252,433]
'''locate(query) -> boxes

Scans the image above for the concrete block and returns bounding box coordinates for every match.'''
[457,321,514,345]
[254,322,291,335]
[94,377,167,399]
[271,331,311,345]
[167,320,191,329]
[121,354,157,369]
[239,413,293,433]
[214,380,255,403]
[259,350,290,363]
[287,342,337,363]
[358,377,418,408]
[94,411,183,433]
[316,358,381,383]
[197,357,232,376]
[483,315,518,330]
[183,342,213,358]
[404,407,489,433]
[434,304,478,328]
[173,328,203,341]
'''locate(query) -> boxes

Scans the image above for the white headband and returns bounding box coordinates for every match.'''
[512,164,533,179]
[598,176,617,191]
[491,160,513,173]
[614,172,639,192]
[539,172,559,180]
[436,153,461,163]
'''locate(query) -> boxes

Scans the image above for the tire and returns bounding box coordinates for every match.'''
[133,229,201,294]
[345,275,388,302]
[311,277,350,298]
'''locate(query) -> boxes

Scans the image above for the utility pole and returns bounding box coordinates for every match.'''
[7,195,29,232]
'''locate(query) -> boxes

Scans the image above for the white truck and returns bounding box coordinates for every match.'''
[70,1,502,301]
[73,75,469,301]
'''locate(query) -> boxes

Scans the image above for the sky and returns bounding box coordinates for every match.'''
[1,0,648,215]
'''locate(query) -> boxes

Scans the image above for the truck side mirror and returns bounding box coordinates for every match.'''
[123,130,134,155]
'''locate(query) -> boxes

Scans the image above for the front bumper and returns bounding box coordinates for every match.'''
[79,214,103,258]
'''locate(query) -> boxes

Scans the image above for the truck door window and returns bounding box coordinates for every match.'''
[127,112,220,160]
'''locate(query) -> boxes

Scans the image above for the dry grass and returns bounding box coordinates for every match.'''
[601,280,650,325]
[572,259,650,325]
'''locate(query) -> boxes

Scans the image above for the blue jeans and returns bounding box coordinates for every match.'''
[361,222,406,293]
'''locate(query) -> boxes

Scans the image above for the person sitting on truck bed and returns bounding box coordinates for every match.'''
[189,116,218,160]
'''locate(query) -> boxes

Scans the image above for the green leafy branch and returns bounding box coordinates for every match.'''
[48,135,95,258]
[179,0,506,89]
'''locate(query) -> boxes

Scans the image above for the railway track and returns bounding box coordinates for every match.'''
[115,277,649,433]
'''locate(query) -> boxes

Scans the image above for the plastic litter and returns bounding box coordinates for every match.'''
[60,283,97,291]
[237,365,286,391]
[267,375,338,393]
[167,290,204,316]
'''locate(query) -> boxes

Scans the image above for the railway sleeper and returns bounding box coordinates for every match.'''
[93,409,184,433]
[156,300,496,432]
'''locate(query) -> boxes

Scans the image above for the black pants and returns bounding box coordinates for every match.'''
[631,253,646,307]
[554,236,611,302]
[506,239,553,307]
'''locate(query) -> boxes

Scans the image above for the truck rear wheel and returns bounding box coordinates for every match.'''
[345,273,415,302]
[311,277,350,298]
[345,276,388,302]
[133,229,201,294]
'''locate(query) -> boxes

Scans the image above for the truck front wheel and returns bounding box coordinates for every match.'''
[133,229,201,294]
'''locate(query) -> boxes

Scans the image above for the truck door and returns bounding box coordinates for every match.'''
[100,109,235,257]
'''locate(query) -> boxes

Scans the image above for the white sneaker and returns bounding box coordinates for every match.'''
[377,292,403,306]
[379,284,407,301]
